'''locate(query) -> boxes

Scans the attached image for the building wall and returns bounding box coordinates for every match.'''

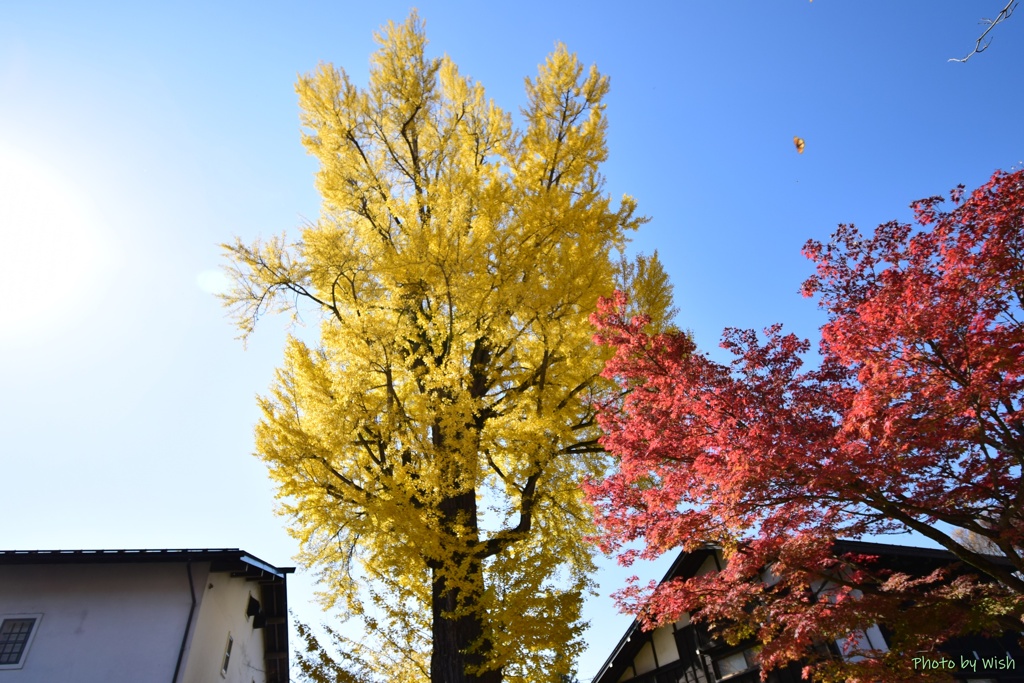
[0,560,271,683]
[615,553,721,682]
[0,562,209,683]
[181,568,267,683]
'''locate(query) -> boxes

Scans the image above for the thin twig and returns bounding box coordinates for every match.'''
[950,0,1018,62]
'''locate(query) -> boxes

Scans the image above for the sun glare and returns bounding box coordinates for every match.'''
[0,140,117,349]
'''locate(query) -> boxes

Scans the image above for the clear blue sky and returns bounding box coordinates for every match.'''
[2,1,1021,680]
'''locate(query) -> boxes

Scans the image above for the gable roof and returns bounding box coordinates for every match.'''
[593,545,719,683]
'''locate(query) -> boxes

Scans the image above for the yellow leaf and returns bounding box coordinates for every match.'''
[222,11,675,683]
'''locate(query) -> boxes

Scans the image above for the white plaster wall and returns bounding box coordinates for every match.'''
[695,554,720,577]
[0,562,209,683]
[632,641,657,675]
[181,571,266,683]
[652,625,680,665]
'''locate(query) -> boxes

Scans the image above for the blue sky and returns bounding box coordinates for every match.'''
[2,1,1021,680]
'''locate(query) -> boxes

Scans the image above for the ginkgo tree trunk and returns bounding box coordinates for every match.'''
[222,13,674,683]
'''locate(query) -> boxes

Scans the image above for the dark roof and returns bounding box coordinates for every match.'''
[0,548,295,683]
[0,548,294,576]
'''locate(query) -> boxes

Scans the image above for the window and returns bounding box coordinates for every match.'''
[221,633,234,676]
[0,615,40,670]
[713,647,760,679]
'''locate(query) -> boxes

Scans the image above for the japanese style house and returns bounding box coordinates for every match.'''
[591,540,1024,683]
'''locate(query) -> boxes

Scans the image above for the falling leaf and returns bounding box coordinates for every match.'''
[794,136,806,154]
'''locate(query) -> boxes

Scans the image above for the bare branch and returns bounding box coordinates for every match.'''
[950,0,1018,62]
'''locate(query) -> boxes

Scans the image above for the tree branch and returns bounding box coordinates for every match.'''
[950,0,1018,62]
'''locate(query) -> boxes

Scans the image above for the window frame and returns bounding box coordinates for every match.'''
[220,632,234,677]
[0,613,42,670]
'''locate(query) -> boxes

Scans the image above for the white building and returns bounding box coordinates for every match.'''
[0,549,292,683]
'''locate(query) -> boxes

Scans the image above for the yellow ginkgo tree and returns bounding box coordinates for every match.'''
[223,13,674,683]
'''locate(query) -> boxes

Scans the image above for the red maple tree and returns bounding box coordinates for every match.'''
[588,169,1024,681]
